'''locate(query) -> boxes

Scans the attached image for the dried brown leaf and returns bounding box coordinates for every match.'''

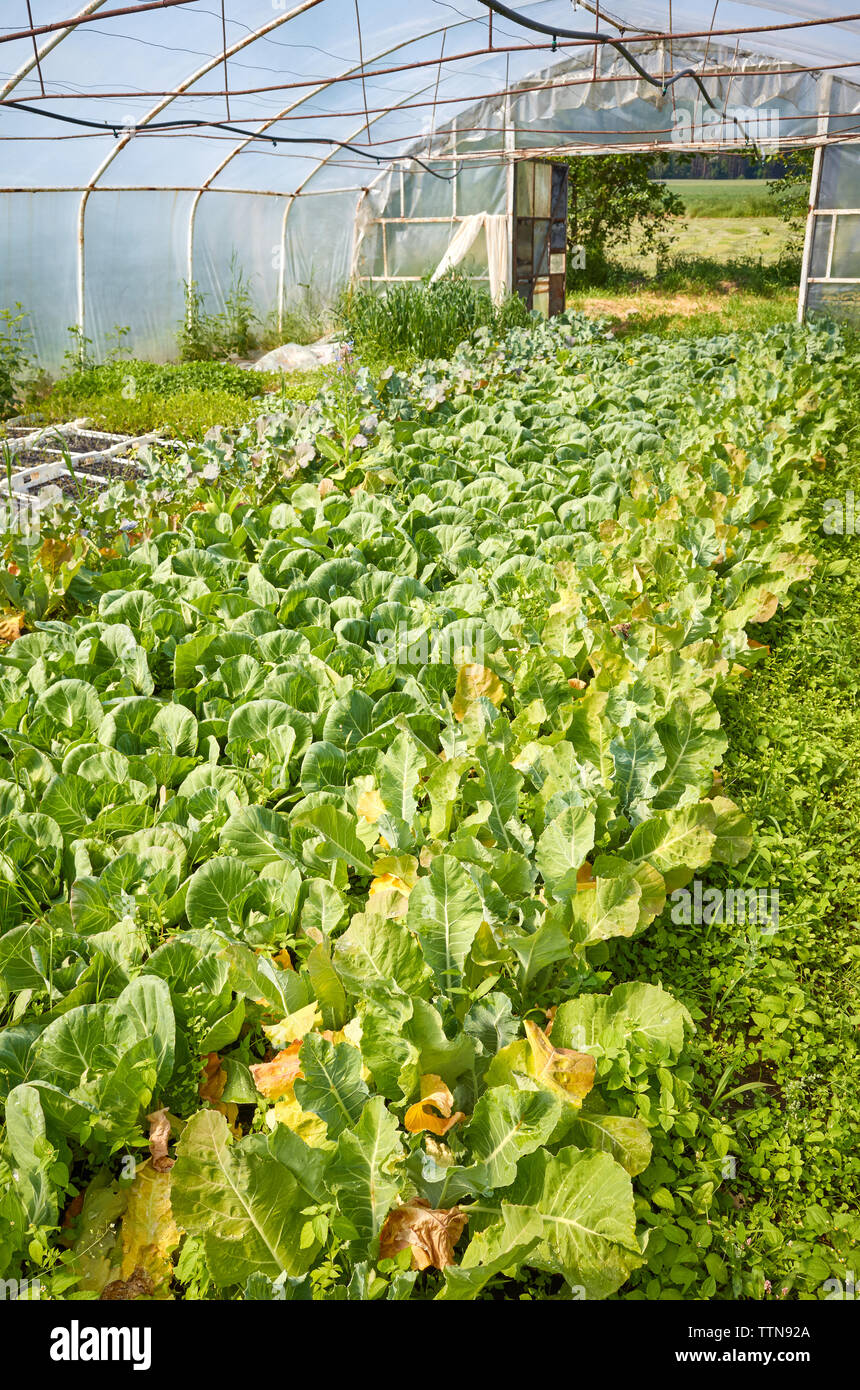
[379,1198,467,1270]
[101,1268,153,1302]
[146,1108,174,1173]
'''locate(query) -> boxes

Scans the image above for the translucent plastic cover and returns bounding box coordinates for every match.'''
[1,2,858,362]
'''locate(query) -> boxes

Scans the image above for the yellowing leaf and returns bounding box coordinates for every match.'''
[267,1093,329,1147]
[263,1002,322,1050]
[404,1074,466,1136]
[753,592,779,624]
[357,787,386,824]
[524,1019,596,1107]
[199,1052,226,1103]
[379,1198,467,1270]
[0,611,25,644]
[576,862,596,892]
[452,663,504,721]
[369,871,412,903]
[120,1160,181,1297]
[197,1058,240,1130]
[250,1042,302,1100]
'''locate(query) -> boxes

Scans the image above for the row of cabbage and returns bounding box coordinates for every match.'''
[0,312,844,1300]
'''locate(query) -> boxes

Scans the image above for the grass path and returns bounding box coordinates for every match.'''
[569,285,797,337]
[613,359,860,1300]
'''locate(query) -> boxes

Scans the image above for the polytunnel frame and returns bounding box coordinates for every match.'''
[3,3,860,348]
[351,47,860,306]
[0,0,526,339]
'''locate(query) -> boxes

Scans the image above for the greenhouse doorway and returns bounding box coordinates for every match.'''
[513,160,568,317]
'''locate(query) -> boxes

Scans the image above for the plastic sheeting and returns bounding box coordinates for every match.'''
[0,2,858,364]
[801,142,860,322]
[429,212,509,301]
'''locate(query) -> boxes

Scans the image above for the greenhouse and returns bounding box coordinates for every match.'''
[1,2,860,1332]
[1,1,859,362]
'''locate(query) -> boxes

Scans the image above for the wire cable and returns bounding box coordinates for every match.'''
[1,97,459,178]
[474,0,759,148]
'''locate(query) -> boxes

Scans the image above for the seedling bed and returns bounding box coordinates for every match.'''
[44,430,128,455]
[35,475,106,502]
[77,456,147,481]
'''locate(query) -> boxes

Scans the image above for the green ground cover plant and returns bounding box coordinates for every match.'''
[27,359,324,442]
[0,310,852,1302]
[615,377,860,1300]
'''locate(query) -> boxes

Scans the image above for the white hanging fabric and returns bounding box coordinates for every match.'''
[484,215,510,306]
[430,213,509,304]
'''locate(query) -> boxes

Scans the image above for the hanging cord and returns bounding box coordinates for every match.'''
[475,0,762,153]
[1,99,459,179]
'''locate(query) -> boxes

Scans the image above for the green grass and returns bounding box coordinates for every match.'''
[568,245,800,338]
[26,358,326,440]
[340,274,531,367]
[612,368,860,1299]
[658,179,777,218]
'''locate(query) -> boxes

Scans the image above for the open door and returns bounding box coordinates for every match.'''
[513,160,568,316]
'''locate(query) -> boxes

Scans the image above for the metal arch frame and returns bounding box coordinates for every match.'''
[74,0,327,336]
[1,1,858,353]
[0,0,111,101]
[70,0,505,338]
[181,8,510,333]
[183,15,458,330]
[276,73,449,324]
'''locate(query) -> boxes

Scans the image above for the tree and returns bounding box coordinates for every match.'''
[764,149,814,249]
[558,153,685,285]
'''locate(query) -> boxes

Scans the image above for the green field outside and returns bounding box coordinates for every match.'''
[657,178,777,217]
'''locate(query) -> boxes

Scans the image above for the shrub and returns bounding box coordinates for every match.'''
[178,253,260,362]
[764,149,815,249]
[0,304,33,418]
[557,153,685,286]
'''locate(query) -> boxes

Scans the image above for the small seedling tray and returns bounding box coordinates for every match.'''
[7,457,72,487]
[80,456,147,481]
[34,474,106,503]
[36,429,129,455]
[2,422,179,521]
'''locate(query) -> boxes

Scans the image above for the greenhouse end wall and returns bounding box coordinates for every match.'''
[2,18,860,367]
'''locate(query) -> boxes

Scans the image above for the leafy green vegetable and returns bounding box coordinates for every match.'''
[0,308,847,1301]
